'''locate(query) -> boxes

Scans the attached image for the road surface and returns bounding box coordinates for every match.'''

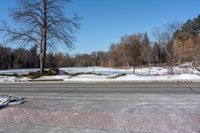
[0,82,200,133]
[1,82,200,95]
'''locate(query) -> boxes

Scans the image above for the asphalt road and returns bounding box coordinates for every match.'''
[0,82,200,96]
[1,82,200,133]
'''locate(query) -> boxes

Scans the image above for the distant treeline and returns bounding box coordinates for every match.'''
[0,38,166,70]
[1,15,200,72]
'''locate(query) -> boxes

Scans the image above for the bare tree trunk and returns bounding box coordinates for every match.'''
[170,62,173,75]
[133,66,136,74]
[40,0,47,74]
[133,62,136,74]
[40,43,44,73]
[148,49,151,76]
[156,46,159,66]
[148,61,151,76]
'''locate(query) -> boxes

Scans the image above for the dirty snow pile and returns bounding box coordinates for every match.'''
[0,95,25,108]
[0,66,200,82]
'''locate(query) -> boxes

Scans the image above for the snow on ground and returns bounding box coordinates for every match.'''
[0,76,31,82]
[0,68,39,75]
[36,75,70,81]
[116,74,200,82]
[0,66,200,82]
[61,67,133,75]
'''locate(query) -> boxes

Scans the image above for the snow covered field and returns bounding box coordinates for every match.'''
[0,66,200,82]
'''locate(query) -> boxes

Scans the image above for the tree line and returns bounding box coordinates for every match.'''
[1,13,200,73]
[0,44,108,69]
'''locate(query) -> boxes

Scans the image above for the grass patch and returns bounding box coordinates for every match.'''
[26,71,43,79]
[108,74,126,79]
[68,72,84,79]
[68,72,105,79]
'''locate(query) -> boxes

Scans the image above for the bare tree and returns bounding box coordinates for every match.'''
[153,23,181,75]
[108,44,120,67]
[141,33,151,75]
[153,27,164,65]
[163,22,181,75]
[0,0,80,73]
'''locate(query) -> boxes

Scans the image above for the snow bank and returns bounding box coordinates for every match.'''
[0,68,39,75]
[0,76,31,82]
[60,67,133,75]
[36,75,70,81]
[116,74,200,82]
[0,67,200,82]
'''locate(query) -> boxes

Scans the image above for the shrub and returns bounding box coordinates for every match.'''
[26,67,60,79]
[27,71,42,79]
[46,67,59,76]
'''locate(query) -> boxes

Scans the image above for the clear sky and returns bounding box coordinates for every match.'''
[0,0,200,55]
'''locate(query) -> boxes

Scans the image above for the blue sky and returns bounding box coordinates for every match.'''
[0,0,200,54]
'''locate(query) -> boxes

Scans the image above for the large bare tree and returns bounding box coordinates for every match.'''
[0,0,80,73]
